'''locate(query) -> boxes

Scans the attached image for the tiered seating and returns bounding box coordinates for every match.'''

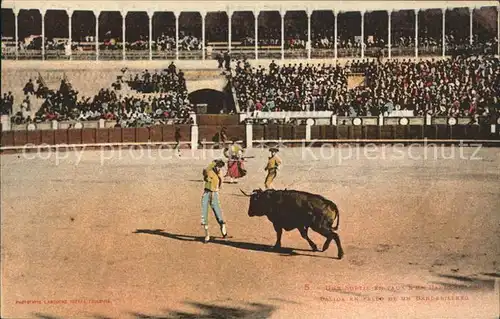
[232,55,500,118]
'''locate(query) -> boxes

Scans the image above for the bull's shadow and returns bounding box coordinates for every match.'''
[134,229,335,259]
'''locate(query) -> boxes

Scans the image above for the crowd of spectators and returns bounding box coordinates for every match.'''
[126,63,187,94]
[232,54,500,119]
[178,33,202,51]
[362,55,499,117]
[9,63,193,126]
[154,32,176,51]
[232,59,350,112]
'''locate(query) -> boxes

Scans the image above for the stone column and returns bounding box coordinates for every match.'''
[307,9,311,59]
[388,10,392,59]
[305,119,314,141]
[1,115,11,131]
[175,11,180,60]
[415,9,419,58]
[122,10,126,60]
[95,10,100,60]
[280,9,285,60]
[334,10,338,59]
[191,124,199,150]
[361,10,365,58]
[148,11,153,60]
[68,10,73,60]
[228,10,232,51]
[469,7,473,45]
[201,11,206,60]
[442,8,446,57]
[14,8,19,60]
[254,10,259,59]
[245,121,253,149]
[331,114,337,126]
[41,9,46,60]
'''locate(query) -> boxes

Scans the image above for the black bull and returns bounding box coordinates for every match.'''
[240,189,344,259]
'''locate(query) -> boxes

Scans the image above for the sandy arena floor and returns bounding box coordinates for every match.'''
[1,145,499,319]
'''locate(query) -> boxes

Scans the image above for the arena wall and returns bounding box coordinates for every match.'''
[1,125,192,148]
[2,123,499,151]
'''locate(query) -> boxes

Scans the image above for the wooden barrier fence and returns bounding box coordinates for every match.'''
[1,125,191,147]
[1,124,499,150]
[309,125,499,141]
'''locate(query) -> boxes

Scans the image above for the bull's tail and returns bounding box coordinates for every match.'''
[331,203,340,231]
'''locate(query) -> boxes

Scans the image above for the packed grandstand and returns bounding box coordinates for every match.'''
[1,0,499,128]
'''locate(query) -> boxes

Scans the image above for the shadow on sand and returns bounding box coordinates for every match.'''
[133,229,336,259]
[33,301,277,319]
[429,273,496,291]
[131,301,277,319]
[33,314,62,319]
[33,312,113,319]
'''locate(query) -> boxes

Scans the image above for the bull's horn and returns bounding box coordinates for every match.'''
[240,189,252,197]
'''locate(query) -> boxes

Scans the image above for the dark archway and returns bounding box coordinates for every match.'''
[188,88,234,114]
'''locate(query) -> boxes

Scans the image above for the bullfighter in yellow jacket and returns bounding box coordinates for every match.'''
[201,159,228,243]
[264,147,282,189]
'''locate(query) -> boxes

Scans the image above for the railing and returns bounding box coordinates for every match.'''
[227,49,256,60]
[310,49,334,58]
[257,49,281,59]
[71,51,97,60]
[17,50,43,60]
[178,50,203,60]
[45,50,70,60]
[418,46,442,56]
[1,51,16,60]
[337,48,362,58]
[100,50,124,60]
[284,49,307,58]
[2,45,496,61]
[152,50,176,60]
[364,47,384,57]
[391,46,416,57]
[125,51,150,60]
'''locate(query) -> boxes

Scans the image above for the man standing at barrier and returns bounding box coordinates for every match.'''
[264,148,282,189]
[201,159,228,243]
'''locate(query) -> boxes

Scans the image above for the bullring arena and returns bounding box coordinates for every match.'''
[1,0,500,318]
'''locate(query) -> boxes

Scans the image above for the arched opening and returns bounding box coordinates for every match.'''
[99,11,122,60]
[311,10,334,58]
[72,11,96,60]
[337,11,361,58]
[44,10,69,59]
[152,12,175,59]
[231,11,255,59]
[179,12,202,59]
[284,10,307,58]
